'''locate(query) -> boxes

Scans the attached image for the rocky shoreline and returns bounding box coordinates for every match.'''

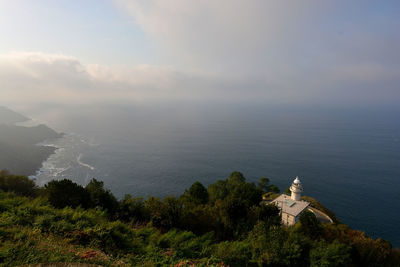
[0,107,62,176]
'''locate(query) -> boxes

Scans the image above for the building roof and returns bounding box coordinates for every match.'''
[271,194,309,217]
[293,176,301,184]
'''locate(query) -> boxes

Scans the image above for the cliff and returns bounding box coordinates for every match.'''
[0,108,62,175]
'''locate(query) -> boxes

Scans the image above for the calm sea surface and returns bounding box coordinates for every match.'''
[32,105,400,247]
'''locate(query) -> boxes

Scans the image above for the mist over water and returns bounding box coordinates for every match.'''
[30,104,400,247]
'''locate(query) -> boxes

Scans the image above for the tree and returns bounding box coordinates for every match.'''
[229,182,262,208]
[258,177,270,192]
[145,196,182,230]
[0,170,37,197]
[285,187,291,195]
[224,198,247,227]
[228,171,246,184]
[45,179,90,208]
[208,180,228,203]
[262,225,304,266]
[212,240,251,266]
[85,178,119,215]
[180,204,217,235]
[310,240,351,267]
[163,196,182,229]
[249,204,281,227]
[299,210,322,239]
[267,184,280,193]
[118,195,147,223]
[186,181,209,205]
[347,231,394,267]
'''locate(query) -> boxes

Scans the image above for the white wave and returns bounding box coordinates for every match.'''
[77,153,95,171]
[88,140,100,147]
[15,118,43,127]
[79,137,99,147]
[52,166,71,177]
[40,144,57,148]
[84,173,92,185]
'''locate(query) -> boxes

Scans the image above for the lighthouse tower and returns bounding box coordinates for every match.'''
[270,176,310,226]
[290,176,303,201]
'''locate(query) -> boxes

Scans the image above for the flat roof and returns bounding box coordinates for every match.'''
[271,194,309,217]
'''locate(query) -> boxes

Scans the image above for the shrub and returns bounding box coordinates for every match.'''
[310,240,351,267]
[212,240,251,266]
[0,170,37,197]
[45,179,90,209]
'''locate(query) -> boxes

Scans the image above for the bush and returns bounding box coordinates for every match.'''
[45,179,91,209]
[85,178,119,216]
[310,240,351,267]
[118,195,147,223]
[184,181,209,205]
[0,170,37,197]
[0,171,399,266]
[212,240,251,266]
[299,210,322,239]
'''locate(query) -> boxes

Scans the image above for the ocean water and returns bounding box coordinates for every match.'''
[31,105,400,247]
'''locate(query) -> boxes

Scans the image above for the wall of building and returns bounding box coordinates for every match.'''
[294,214,301,224]
[282,212,296,226]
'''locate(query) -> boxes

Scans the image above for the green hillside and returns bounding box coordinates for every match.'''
[0,171,399,267]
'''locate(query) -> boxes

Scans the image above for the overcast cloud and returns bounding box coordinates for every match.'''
[1,1,399,109]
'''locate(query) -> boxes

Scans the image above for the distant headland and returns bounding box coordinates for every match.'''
[0,106,62,175]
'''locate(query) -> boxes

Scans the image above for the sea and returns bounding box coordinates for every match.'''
[28,104,400,247]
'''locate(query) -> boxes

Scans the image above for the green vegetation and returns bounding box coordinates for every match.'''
[301,196,339,224]
[0,170,399,266]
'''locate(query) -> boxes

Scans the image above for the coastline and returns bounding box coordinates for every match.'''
[29,143,60,179]
[0,109,64,176]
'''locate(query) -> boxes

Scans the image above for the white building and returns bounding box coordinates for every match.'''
[271,176,310,226]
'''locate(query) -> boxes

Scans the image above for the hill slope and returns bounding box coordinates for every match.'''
[0,108,61,175]
[0,106,29,124]
[0,171,399,266]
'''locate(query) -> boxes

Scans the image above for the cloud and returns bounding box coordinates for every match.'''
[1,2,399,110]
[114,0,328,73]
[0,52,93,103]
[1,49,399,110]
[0,51,280,106]
[112,0,400,107]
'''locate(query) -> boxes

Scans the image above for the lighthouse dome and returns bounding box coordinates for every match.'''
[290,176,303,201]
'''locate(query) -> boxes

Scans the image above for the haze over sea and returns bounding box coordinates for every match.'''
[28,105,400,247]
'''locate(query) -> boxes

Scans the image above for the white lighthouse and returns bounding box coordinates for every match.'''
[270,176,309,226]
[290,176,303,201]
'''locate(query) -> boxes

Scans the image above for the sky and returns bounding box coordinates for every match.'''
[0,0,399,111]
